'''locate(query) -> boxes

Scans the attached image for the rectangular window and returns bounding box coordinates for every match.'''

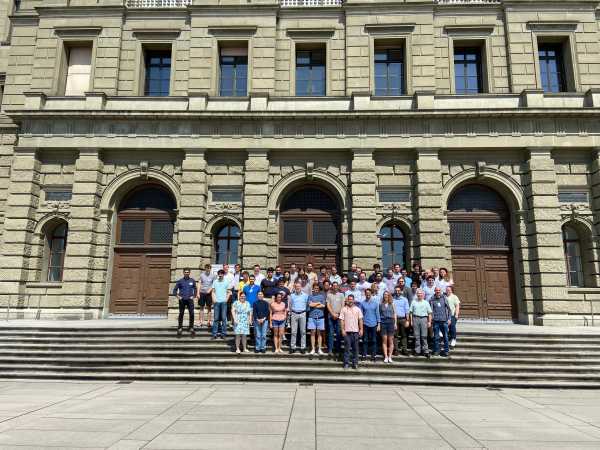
[144,49,171,97]
[454,46,483,94]
[538,42,567,93]
[219,47,248,97]
[64,45,92,96]
[211,190,243,203]
[45,189,73,202]
[295,47,326,96]
[558,191,589,204]
[374,47,405,96]
[378,190,411,203]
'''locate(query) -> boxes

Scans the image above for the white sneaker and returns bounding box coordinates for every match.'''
[388,356,393,363]
[384,357,389,363]
[244,349,251,353]
[236,349,241,354]
[318,348,324,355]
[450,339,457,347]
[309,349,316,355]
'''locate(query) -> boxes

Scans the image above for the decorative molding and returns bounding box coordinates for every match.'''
[286,28,336,39]
[443,24,495,36]
[132,29,181,41]
[54,27,102,38]
[526,22,578,32]
[364,24,416,35]
[207,26,257,38]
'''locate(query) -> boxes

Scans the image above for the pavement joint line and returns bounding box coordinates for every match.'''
[281,385,299,450]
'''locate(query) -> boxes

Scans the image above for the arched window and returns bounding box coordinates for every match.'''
[47,222,68,282]
[380,223,405,271]
[214,222,241,265]
[563,224,584,287]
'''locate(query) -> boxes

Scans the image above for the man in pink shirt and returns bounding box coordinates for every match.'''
[339,294,364,370]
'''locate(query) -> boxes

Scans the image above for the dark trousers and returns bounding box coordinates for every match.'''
[432,320,449,354]
[327,317,341,354]
[343,332,359,366]
[449,316,457,341]
[178,298,194,329]
[362,326,377,357]
[228,291,237,323]
[396,318,409,352]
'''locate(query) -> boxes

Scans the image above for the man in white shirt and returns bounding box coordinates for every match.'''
[356,273,370,302]
[329,265,342,285]
[253,264,265,286]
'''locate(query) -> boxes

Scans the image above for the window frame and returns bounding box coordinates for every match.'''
[46,222,68,283]
[132,30,181,97]
[379,223,407,271]
[448,38,491,95]
[562,224,585,287]
[294,46,327,97]
[373,44,406,96]
[53,27,101,96]
[214,222,241,265]
[533,32,578,93]
[289,39,330,97]
[218,44,249,97]
[142,46,173,97]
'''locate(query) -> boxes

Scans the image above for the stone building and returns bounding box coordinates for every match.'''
[0,0,600,326]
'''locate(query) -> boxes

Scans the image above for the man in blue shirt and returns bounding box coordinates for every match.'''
[211,269,231,339]
[360,289,380,362]
[172,268,198,337]
[429,287,451,357]
[392,286,410,355]
[289,281,309,354]
[242,275,260,307]
[307,284,326,356]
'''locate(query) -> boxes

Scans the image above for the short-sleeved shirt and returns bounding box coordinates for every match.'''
[360,298,381,327]
[339,305,363,333]
[393,295,410,319]
[307,292,326,319]
[357,281,370,298]
[446,293,461,316]
[261,277,278,299]
[289,291,309,313]
[410,299,432,317]
[270,301,287,321]
[422,284,436,301]
[345,288,363,303]
[429,295,451,322]
[211,278,230,303]
[327,291,345,316]
[329,274,342,285]
[243,284,260,306]
[199,272,215,294]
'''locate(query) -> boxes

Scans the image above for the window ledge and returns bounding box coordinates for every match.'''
[25,282,63,289]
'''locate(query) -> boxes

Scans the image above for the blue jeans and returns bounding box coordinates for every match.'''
[254,319,269,351]
[362,326,377,357]
[343,332,359,366]
[449,316,457,341]
[212,302,228,337]
[432,320,449,354]
[327,317,341,354]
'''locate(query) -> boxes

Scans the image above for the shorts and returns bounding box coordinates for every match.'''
[198,293,212,308]
[380,319,395,336]
[307,317,325,330]
[272,319,286,328]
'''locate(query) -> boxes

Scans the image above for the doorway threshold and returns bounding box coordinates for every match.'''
[107,315,168,320]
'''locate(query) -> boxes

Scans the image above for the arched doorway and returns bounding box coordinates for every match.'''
[448,184,517,320]
[278,185,340,269]
[109,184,176,315]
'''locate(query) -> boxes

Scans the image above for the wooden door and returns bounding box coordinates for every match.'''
[280,249,338,271]
[451,253,483,318]
[143,254,172,315]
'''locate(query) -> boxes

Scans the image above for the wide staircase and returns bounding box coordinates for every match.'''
[0,325,599,388]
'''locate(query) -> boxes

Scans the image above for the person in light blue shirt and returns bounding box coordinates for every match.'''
[344,280,363,303]
[409,289,433,358]
[289,282,309,354]
[242,276,260,307]
[360,289,380,361]
[422,276,436,301]
[211,270,231,339]
[392,286,410,355]
[307,285,326,356]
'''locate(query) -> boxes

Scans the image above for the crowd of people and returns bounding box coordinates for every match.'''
[172,262,461,369]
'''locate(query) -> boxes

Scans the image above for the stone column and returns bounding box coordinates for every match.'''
[242,149,269,269]
[176,148,208,273]
[62,148,104,317]
[350,148,378,270]
[415,148,449,268]
[524,148,568,324]
[0,147,41,308]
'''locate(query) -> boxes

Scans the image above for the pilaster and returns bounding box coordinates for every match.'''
[0,148,41,304]
[524,148,568,323]
[242,149,269,268]
[350,148,378,269]
[176,148,208,272]
[415,148,449,268]
[61,148,104,315]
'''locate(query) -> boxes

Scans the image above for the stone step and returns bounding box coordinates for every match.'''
[0,370,598,389]
[0,357,598,373]
[1,364,599,383]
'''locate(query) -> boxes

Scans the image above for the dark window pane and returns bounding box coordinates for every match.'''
[296,48,326,96]
[120,220,145,244]
[450,222,476,247]
[120,188,176,212]
[281,188,337,212]
[212,190,243,202]
[454,47,482,94]
[46,190,73,202]
[538,43,566,93]
[380,223,405,269]
[145,50,171,97]
[313,221,337,245]
[479,222,509,247]
[150,220,174,244]
[283,220,308,244]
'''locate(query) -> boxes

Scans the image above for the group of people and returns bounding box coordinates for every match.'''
[172,262,461,369]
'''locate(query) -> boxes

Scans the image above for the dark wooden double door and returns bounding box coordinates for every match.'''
[448,184,517,321]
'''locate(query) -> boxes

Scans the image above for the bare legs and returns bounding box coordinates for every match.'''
[382,335,394,361]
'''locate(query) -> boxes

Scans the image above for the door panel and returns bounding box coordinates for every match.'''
[482,254,515,320]
[110,253,144,314]
[451,253,482,318]
[143,255,172,315]
[279,249,338,271]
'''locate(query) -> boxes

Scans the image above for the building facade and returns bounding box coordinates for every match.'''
[0,0,600,325]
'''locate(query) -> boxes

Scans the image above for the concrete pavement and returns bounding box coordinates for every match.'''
[0,381,599,449]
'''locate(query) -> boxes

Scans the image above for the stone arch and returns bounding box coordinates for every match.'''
[376,215,414,238]
[561,217,598,288]
[205,215,243,265]
[33,214,70,283]
[376,217,412,270]
[442,168,524,213]
[34,213,69,236]
[268,169,349,213]
[100,169,180,213]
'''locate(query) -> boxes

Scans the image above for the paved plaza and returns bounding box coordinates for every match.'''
[0,381,599,449]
